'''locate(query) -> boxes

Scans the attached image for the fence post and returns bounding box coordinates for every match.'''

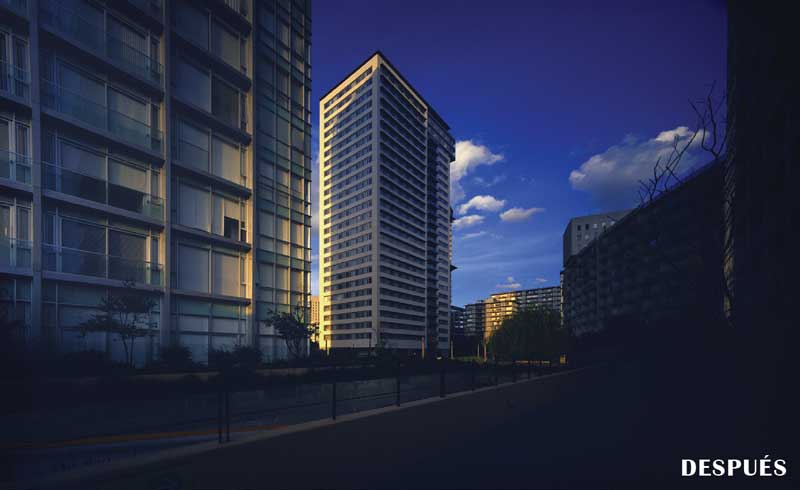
[331,380,337,420]
[217,390,223,444]
[470,361,476,391]
[225,389,231,442]
[527,359,531,379]
[512,359,516,383]
[395,371,401,406]
[439,363,446,398]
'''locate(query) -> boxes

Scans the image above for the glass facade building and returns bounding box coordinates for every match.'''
[0,0,312,365]
[319,52,454,356]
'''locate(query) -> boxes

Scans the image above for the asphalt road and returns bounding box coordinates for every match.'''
[45,359,795,489]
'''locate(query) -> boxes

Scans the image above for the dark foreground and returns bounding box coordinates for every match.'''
[39,351,795,490]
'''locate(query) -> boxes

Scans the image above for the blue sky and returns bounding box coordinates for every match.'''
[309,0,727,306]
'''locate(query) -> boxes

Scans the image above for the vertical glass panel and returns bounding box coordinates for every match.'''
[176,0,209,49]
[178,120,209,170]
[212,137,240,183]
[212,77,238,127]
[275,266,289,290]
[213,252,239,296]
[178,244,209,292]
[176,60,210,111]
[178,183,210,231]
[211,20,239,68]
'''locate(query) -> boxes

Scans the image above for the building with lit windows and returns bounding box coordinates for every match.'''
[319,52,454,356]
[0,0,312,365]
[482,286,562,341]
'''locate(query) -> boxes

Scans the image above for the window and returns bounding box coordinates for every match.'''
[179,183,210,231]
[212,20,239,68]
[212,137,241,183]
[176,60,210,111]
[213,252,239,296]
[178,245,209,292]
[212,77,239,127]
[276,217,290,241]
[178,120,209,170]
[176,0,209,49]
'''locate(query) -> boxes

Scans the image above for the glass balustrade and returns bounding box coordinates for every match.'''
[39,0,163,85]
[43,244,162,286]
[0,59,30,101]
[0,150,32,184]
[0,237,32,269]
[40,79,163,153]
[42,162,164,220]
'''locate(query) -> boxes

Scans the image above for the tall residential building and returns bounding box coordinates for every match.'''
[482,286,561,341]
[464,300,485,338]
[0,0,312,365]
[319,52,454,356]
[449,304,465,337]
[562,210,630,266]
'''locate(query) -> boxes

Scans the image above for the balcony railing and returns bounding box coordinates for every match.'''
[0,150,32,184]
[223,0,247,17]
[42,162,164,221]
[39,0,163,85]
[0,0,27,16]
[0,237,32,269]
[41,79,163,153]
[43,244,163,286]
[0,59,30,101]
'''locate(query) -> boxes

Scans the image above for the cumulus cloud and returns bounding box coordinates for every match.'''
[462,231,487,239]
[472,174,507,187]
[457,195,506,215]
[496,276,522,290]
[568,126,705,207]
[451,140,504,203]
[500,207,545,222]
[535,277,547,284]
[453,214,485,230]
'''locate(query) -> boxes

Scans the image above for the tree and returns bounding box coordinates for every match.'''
[264,304,317,361]
[487,307,568,361]
[78,281,157,367]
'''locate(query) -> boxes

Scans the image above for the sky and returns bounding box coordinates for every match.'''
[309,0,727,306]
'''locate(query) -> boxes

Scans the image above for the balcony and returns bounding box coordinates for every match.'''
[41,79,163,154]
[0,150,32,185]
[222,0,248,17]
[42,162,164,221]
[0,59,30,102]
[0,237,32,270]
[43,244,163,286]
[39,0,163,86]
[0,0,27,16]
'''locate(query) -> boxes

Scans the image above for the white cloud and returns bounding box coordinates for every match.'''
[496,276,522,290]
[462,231,487,239]
[457,195,506,215]
[568,126,705,207]
[535,277,547,283]
[451,140,504,203]
[452,214,485,230]
[472,174,507,187]
[500,207,545,222]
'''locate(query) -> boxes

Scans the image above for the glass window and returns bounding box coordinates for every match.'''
[109,160,147,192]
[259,212,275,237]
[176,60,210,111]
[259,264,274,287]
[212,137,240,183]
[275,266,289,290]
[60,141,104,178]
[178,244,209,292]
[108,89,147,124]
[176,0,208,49]
[213,252,239,296]
[276,217,289,241]
[212,77,238,127]
[61,219,104,253]
[179,183,210,231]
[212,20,239,68]
[178,120,209,171]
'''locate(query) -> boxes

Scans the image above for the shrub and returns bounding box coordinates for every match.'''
[159,344,194,371]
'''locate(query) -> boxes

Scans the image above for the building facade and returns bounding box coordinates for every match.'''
[449,304,465,337]
[0,0,312,365]
[562,210,630,266]
[562,163,723,337]
[318,52,454,356]
[464,300,485,338]
[309,294,318,325]
[482,286,562,341]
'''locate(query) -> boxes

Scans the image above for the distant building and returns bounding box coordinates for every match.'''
[310,295,319,326]
[450,305,465,337]
[562,210,631,266]
[483,287,562,341]
[464,300,486,338]
[562,163,723,337]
